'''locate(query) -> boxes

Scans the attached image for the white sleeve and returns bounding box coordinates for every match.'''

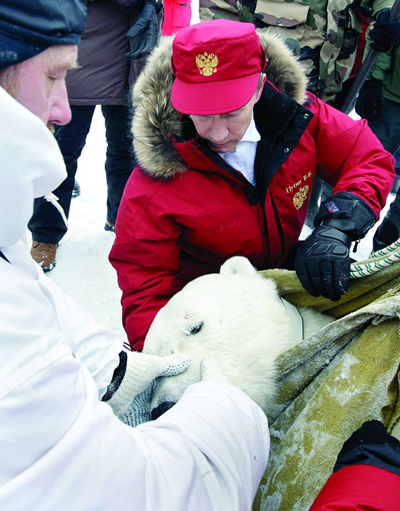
[0,245,121,399]
[132,381,270,510]
[42,274,122,396]
[0,368,269,511]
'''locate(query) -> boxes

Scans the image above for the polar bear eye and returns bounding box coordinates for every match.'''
[188,321,203,335]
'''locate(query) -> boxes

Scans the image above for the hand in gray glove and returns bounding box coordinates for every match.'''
[103,349,191,426]
[295,192,376,301]
[355,76,384,121]
[125,0,159,60]
[369,8,400,53]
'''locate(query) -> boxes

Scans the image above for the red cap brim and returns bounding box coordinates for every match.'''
[171,72,260,115]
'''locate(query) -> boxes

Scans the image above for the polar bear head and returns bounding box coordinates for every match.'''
[143,256,308,418]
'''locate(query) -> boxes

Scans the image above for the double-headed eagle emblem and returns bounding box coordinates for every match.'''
[293,185,309,210]
[196,52,218,76]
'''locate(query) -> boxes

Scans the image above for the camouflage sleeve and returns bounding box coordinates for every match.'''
[199,0,363,100]
[199,0,240,21]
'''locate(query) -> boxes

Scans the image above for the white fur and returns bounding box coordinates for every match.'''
[144,256,333,414]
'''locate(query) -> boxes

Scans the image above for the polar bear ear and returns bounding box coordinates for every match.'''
[220,256,257,276]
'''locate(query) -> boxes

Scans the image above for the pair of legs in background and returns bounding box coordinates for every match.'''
[29,104,136,271]
[367,98,400,253]
[306,98,400,254]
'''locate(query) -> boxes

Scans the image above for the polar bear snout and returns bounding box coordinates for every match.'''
[151,400,176,420]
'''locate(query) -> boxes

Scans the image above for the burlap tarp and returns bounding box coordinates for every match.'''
[253,259,400,510]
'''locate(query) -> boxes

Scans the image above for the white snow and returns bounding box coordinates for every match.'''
[43,107,395,340]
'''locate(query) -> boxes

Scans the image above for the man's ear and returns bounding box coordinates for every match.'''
[255,73,266,103]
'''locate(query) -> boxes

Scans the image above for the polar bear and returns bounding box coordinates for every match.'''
[143,256,333,419]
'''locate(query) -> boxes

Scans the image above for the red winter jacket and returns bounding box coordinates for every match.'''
[310,420,400,510]
[110,33,395,350]
[310,464,400,510]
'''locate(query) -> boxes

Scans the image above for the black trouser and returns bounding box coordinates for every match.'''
[367,98,400,252]
[367,97,400,155]
[29,104,136,244]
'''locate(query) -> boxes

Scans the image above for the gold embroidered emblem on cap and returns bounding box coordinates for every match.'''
[293,185,309,210]
[196,52,218,76]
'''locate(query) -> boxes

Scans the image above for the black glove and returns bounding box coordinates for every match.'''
[125,0,159,60]
[295,192,376,301]
[370,8,400,53]
[334,420,400,476]
[295,225,352,301]
[355,76,384,121]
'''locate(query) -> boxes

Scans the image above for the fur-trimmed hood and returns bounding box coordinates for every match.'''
[131,30,308,178]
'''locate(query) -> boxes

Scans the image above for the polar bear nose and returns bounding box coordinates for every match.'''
[151,401,176,420]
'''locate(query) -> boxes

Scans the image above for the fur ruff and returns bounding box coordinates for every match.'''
[131,30,308,179]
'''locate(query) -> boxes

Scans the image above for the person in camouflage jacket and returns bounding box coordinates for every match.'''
[355,0,400,253]
[199,0,381,104]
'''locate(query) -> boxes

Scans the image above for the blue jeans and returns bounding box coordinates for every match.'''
[29,104,136,243]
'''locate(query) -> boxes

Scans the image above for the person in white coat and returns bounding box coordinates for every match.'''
[0,1,270,509]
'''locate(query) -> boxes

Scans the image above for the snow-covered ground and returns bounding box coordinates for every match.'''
[45,107,394,339]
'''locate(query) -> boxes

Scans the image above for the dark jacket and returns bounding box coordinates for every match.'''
[66,0,142,105]
[110,32,394,350]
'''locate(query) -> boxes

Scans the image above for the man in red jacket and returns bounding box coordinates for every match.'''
[310,420,400,510]
[110,19,395,350]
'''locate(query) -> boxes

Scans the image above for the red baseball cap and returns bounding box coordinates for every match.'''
[171,20,267,115]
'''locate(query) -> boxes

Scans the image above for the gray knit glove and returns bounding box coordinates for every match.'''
[103,349,190,427]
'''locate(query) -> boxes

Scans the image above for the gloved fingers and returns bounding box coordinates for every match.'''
[118,387,152,427]
[126,2,155,38]
[125,40,148,60]
[369,8,400,52]
[333,258,350,295]
[295,260,321,297]
[319,260,346,301]
[126,14,158,59]
[200,357,229,383]
[296,257,349,301]
[356,95,378,121]
[319,258,336,299]
[136,18,158,59]
[375,96,384,119]
[159,353,191,377]
[355,78,383,121]
[369,96,382,120]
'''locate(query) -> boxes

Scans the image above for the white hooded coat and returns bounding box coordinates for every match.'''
[0,87,269,510]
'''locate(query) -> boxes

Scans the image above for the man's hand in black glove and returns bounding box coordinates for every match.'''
[125,0,159,60]
[295,192,376,301]
[355,76,384,121]
[295,225,352,301]
[369,8,400,53]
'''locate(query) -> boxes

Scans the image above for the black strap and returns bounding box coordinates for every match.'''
[0,250,10,263]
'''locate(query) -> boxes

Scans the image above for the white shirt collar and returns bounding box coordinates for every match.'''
[218,115,260,185]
